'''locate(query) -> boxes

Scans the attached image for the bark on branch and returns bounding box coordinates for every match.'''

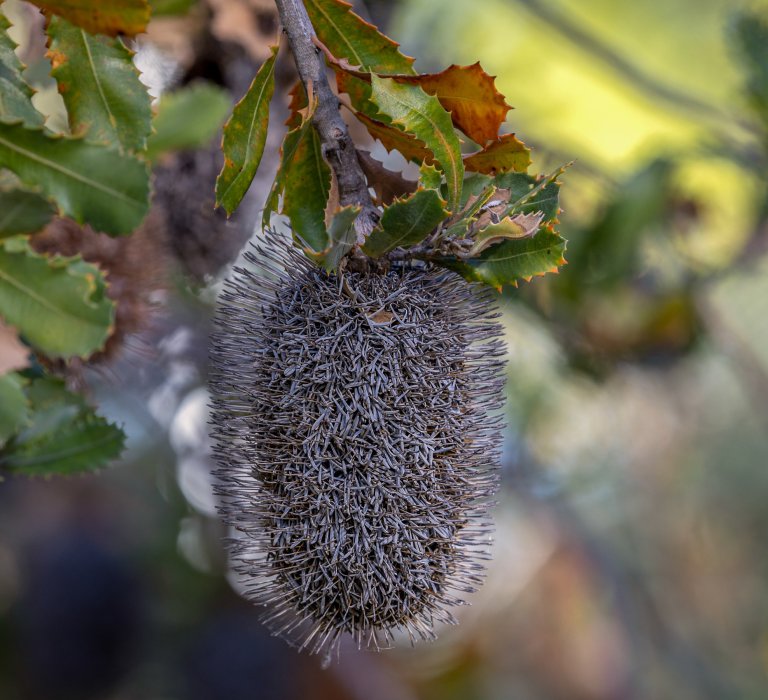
[274,0,379,242]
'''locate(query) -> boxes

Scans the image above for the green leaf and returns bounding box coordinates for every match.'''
[440,230,567,289]
[0,237,115,359]
[28,0,150,37]
[463,133,531,174]
[0,372,29,447]
[370,75,463,212]
[216,47,277,216]
[0,11,44,126]
[282,120,331,252]
[362,189,448,258]
[0,120,149,235]
[468,212,545,256]
[497,168,566,222]
[732,11,768,125]
[322,205,359,269]
[146,82,230,159]
[305,0,415,74]
[47,15,151,152]
[419,162,442,189]
[0,187,56,237]
[0,376,125,476]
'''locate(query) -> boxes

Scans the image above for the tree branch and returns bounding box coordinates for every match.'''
[274,0,379,243]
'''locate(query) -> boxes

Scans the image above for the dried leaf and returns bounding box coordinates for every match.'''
[29,0,150,37]
[468,211,545,255]
[356,149,417,205]
[354,111,432,164]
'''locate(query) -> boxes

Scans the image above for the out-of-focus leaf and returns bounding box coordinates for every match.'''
[0,188,56,237]
[216,47,277,216]
[47,16,151,152]
[146,82,230,159]
[28,0,150,37]
[356,149,416,205]
[282,120,331,252]
[0,372,28,447]
[354,111,432,163]
[0,11,44,126]
[464,133,531,174]
[394,63,510,144]
[0,121,149,235]
[441,229,566,289]
[150,0,195,15]
[0,376,125,476]
[0,238,115,359]
[305,0,415,74]
[322,205,359,269]
[731,11,768,125]
[370,75,463,211]
[362,188,448,258]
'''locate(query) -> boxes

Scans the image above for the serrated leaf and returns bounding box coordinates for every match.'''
[441,230,566,289]
[468,212,545,256]
[305,0,415,74]
[0,11,44,126]
[0,372,29,446]
[357,149,416,205]
[216,47,277,216]
[282,120,331,252]
[394,63,510,144]
[464,133,530,174]
[354,110,432,163]
[47,16,151,152]
[497,167,567,222]
[370,75,463,211]
[362,188,448,258]
[0,238,115,358]
[0,187,56,237]
[322,205,359,269]
[419,162,442,189]
[0,376,124,476]
[146,81,230,159]
[28,0,150,37]
[0,121,149,235]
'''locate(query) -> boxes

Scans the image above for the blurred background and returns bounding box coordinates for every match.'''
[1,0,768,698]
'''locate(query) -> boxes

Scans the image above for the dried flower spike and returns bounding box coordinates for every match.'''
[209,243,506,660]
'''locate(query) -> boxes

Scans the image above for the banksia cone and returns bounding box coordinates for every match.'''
[209,243,506,660]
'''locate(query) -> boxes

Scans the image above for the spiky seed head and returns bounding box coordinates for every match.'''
[209,244,506,660]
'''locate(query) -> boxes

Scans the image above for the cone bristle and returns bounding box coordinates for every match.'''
[209,243,506,659]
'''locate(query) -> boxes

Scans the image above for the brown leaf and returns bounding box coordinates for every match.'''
[29,0,150,37]
[356,149,417,205]
[354,111,433,164]
[0,322,29,374]
[464,133,531,174]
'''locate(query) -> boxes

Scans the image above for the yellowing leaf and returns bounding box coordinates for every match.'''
[0,121,149,235]
[304,0,415,74]
[395,63,511,145]
[463,133,531,174]
[468,211,545,255]
[216,46,277,216]
[354,111,432,164]
[370,75,463,211]
[47,15,151,152]
[0,238,115,359]
[29,0,150,37]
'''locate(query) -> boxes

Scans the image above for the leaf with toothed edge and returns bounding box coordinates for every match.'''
[0,237,115,359]
[47,15,152,152]
[464,133,531,174]
[0,10,44,126]
[370,75,463,212]
[0,188,56,237]
[362,189,449,258]
[439,229,567,289]
[27,0,150,37]
[216,46,277,216]
[0,376,125,476]
[354,111,432,164]
[304,0,415,74]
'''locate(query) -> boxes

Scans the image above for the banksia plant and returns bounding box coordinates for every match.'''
[209,0,567,660]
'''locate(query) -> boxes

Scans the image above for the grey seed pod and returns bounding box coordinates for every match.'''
[209,243,506,662]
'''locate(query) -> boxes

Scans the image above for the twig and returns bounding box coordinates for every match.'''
[274,0,379,243]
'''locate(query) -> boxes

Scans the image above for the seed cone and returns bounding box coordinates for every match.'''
[209,244,506,659]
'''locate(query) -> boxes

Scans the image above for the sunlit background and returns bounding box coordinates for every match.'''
[1,0,768,698]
